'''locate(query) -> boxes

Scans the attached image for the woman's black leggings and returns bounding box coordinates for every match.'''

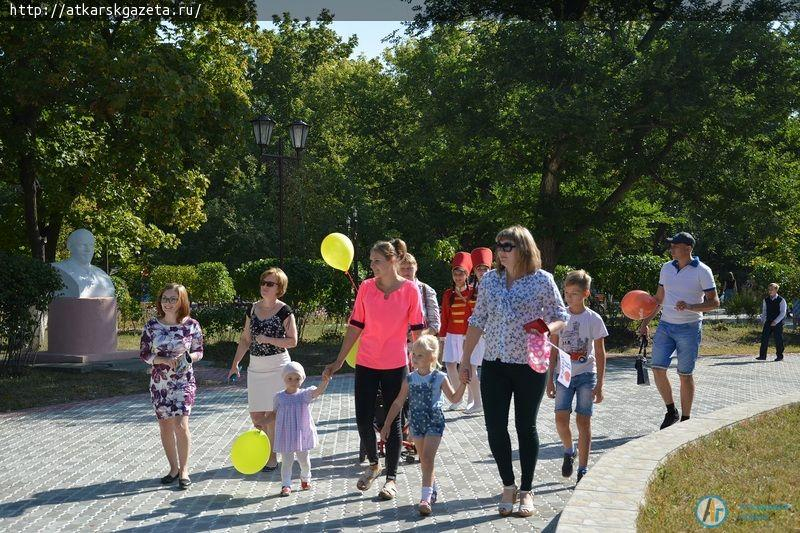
[480,359,547,491]
[354,364,407,480]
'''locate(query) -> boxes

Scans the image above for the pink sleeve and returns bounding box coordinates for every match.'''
[407,283,424,331]
[349,281,367,329]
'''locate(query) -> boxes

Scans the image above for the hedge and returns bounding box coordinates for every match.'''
[150,262,235,304]
[0,252,63,375]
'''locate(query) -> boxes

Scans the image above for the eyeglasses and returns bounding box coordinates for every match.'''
[495,241,517,252]
[161,297,179,304]
[260,280,278,287]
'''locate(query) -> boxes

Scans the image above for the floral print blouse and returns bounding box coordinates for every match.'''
[139,317,204,366]
[468,268,569,365]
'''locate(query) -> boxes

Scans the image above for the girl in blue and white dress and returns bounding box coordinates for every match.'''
[380,334,466,516]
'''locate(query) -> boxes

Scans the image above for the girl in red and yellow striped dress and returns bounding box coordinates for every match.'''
[438,252,475,410]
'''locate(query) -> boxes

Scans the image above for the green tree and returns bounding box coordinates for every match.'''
[0,13,257,262]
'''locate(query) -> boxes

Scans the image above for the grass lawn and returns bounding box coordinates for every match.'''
[611,321,800,356]
[0,368,150,412]
[638,403,800,531]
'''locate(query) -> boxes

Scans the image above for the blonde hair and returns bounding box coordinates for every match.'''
[495,225,542,274]
[260,267,288,297]
[411,334,441,370]
[564,269,592,292]
[400,252,417,266]
[768,283,779,291]
[156,283,191,322]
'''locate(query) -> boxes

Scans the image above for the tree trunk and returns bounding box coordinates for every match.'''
[45,215,63,262]
[13,105,46,261]
[19,150,46,262]
[538,235,560,272]
[536,142,566,272]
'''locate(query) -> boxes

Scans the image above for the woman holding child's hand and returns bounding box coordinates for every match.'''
[459,226,568,518]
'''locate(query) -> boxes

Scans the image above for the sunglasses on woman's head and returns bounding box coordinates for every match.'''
[496,241,516,252]
[260,280,278,287]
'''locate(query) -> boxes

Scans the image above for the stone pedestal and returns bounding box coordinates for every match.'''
[37,297,139,363]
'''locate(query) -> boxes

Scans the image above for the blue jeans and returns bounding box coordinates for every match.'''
[651,320,702,375]
[554,372,597,416]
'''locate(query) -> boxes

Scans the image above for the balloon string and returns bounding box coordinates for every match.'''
[344,270,358,294]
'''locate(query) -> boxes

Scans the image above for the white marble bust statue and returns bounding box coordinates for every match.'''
[51,229,116,298]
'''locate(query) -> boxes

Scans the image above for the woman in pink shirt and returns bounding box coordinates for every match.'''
[323,238,425,500]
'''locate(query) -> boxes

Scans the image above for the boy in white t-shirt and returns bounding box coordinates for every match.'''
[546,269,608,483]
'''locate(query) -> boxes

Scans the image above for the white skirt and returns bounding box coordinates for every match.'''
[247,351,291,412]
[471,336,486,366]
[443,333,464,363]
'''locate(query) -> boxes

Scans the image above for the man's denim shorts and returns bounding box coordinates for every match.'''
[554,372,596,416]
[650,320,702,375]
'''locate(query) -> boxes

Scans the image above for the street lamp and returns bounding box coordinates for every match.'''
[250,116,310,267]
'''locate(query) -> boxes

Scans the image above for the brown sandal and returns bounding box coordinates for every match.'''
[356,465,380,491]
[378,480,397,500]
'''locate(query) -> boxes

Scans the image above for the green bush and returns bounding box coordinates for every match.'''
[414,255,451,295]
[0,252,63,375]
[150,265,199,300]
[593,254,665,299]
[111,275,146,330]
[195,262,235,304]
[234,258,356,338]
[553,264,576,289]
[193,303,247,342]
[751,259,800,301]
[725,290,762,320]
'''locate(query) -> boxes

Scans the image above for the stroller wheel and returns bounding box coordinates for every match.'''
[405,455,415,464]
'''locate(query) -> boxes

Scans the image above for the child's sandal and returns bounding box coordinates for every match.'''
[418,499,432,516]
[516,490,534,518]
[356,464,380,491]
[280,486,291,497]
[498,485,518,516]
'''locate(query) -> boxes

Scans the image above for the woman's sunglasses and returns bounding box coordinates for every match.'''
[161,297,179,304]
[495,241,517,252]
[260,280,278,287]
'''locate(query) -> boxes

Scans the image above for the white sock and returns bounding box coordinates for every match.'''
[421,486,433,501]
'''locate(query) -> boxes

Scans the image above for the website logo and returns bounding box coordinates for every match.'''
[695,495,728,528]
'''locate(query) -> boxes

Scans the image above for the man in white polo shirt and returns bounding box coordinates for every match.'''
[638,232,720,429]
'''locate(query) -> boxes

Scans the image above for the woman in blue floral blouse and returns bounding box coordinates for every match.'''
[460,226,568,518]
[140,283,204,490]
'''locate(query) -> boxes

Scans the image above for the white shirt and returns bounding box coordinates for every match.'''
[658,257,716,324]
[557,308,608,376]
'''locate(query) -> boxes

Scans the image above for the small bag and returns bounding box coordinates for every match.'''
[635,335,650,386]
[524,319,551,374]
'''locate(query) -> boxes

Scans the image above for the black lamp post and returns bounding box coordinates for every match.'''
[250,116,310,267]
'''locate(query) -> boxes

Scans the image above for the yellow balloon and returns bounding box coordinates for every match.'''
[321,232,354,272]
[231,428,271,475]
[345,338,360,368]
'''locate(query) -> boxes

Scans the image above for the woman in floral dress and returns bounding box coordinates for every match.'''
[140,283,204,490]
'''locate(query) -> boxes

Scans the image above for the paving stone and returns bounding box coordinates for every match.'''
[0,354,798,532]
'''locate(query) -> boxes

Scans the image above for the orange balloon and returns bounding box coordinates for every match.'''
[621,290,658,320]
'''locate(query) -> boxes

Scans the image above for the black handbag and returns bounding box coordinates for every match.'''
[635,335,650,386]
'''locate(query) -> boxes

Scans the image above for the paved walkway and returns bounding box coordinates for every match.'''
[1,354,797,532]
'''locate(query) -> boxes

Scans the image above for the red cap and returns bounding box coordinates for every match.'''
[451,252,473,273]
[470,247,493,271]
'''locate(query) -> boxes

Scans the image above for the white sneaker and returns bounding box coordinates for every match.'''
[464,404,483,415]
[448,402,463,411]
